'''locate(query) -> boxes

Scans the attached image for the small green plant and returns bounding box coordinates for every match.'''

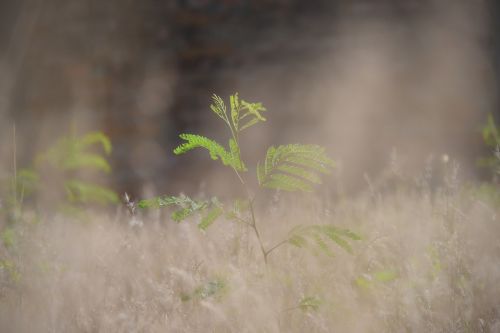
[1,130,118,222]
[34,131,118,207]
[140,93,360,264]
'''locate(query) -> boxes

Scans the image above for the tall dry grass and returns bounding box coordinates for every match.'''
[1,159,499,332]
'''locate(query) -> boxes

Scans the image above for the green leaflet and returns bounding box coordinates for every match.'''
[171,207,195,222]
[230,93,240,130]
[238,100,266,131]
[36,131,112,173]
[79,131,112,155]
[265,173,313,192]
[258,144,335,192]
[287,224,361,256]
[138,195,181,209]
[173,134,231,161]
[312,232,335,257]
[199,206,223,231]
[277,164,322,184]
[209,92,265,133]
[173,134,246,171]
[139,194,224,230]
[20,131,119,210]
[229,138,244,171]
[288,234,308,248]
[228,92,266,132]
[210,94,228,123]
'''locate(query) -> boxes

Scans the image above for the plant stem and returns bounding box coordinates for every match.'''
[227,106,268,265]
[232,167,268,265]
[248,199,268,265]
[264,238,289,258]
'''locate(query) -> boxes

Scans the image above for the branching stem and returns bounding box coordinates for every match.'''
[264,238,289,258]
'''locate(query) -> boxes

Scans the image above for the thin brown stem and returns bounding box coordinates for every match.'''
[264,238,289,258]
[232,167,268,265]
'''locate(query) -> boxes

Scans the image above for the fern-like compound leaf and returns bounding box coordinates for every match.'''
[210,94,229,125]
[238,100,266,132]
[230,93,240,130]
[64,152,112,173]
[258,144,335,192]
[79,131,112,155]
[224,92,266,132]
[137,195,179,209]
[276,164,322,184]
[199,206,223,231]
[287,224,361,256]
[229,138,245,171]
[139,194,224,229]
[173,134,246,171]
[171,207,195,222]
[288,234,308,248]
[264,173,313,192]
[37,131,113,173]
[312,232,335,257]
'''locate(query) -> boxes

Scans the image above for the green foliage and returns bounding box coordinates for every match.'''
[478,113,500,177]
[1,228,16,249]
[257,144,334,192]
[468,183,500,206]
[373,270,398,282]
[199,206,224,230]
[174,93,265,173]
[36,131,112,173]
[174,134,246,171]
[482,113,500,147]
[1,130,117,226]
[142,93,359,264]
[355,269,399,290]
[298,296,322,312]
[355,268,398,289]
[211,92,266,133]
[35,131,118,207]
[139,194,223,230]
[287,225,361,256]
[13,168,39,198]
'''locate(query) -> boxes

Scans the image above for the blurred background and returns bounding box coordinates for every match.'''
[0,0,498,197]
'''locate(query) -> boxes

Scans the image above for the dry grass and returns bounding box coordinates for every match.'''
[1,162,499,333]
